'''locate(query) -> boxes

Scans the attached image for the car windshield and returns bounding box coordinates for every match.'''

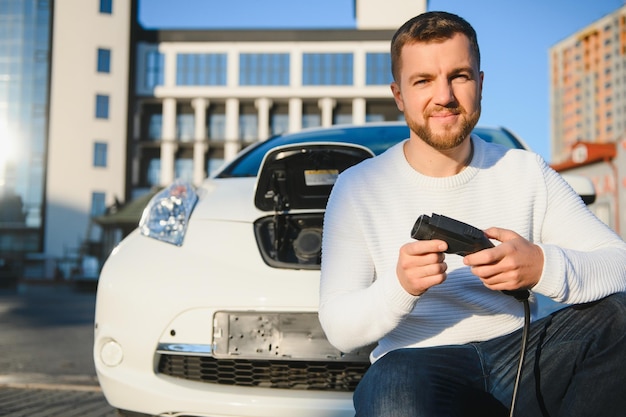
[216,123,524,178]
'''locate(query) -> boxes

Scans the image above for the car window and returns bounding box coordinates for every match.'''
[216,124,524,179]
[472,127,524,150]
[216,124,410,178]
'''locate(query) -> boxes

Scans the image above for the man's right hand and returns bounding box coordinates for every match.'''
[397,239,448,296]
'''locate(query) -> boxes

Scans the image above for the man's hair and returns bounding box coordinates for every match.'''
[390,11,480,82]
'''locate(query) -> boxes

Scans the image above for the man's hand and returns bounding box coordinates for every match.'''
[463,227,543,292]
[397,239,448,296]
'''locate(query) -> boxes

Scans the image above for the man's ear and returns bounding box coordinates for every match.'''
[390,82,405,112]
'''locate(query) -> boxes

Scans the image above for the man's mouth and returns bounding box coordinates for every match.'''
[429,112,460,124]
[428,108,461,118]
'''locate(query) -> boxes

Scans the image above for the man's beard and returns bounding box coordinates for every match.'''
[405,104,481,151]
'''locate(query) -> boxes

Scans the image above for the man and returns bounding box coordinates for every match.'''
[319,11,626,416]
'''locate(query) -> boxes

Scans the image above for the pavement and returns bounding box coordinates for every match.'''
[0,374,117,417]
[0,281,119,417]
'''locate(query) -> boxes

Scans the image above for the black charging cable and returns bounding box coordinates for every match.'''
[504,290,531,417]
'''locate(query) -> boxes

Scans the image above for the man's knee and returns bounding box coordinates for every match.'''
[353,347,505,417]
[354,350,430,416]
[572,292,626,331]
[534,293,626,415]
[548,291,626,369]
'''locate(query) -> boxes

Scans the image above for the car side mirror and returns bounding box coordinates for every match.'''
[561,174,596,205]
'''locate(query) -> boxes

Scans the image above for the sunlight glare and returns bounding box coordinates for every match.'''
[0,118,15,188]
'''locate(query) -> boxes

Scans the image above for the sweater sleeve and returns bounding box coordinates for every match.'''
[318,170,418,353]
[532,157,626,304]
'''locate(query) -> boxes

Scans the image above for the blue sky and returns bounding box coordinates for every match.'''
[138,0,624,161]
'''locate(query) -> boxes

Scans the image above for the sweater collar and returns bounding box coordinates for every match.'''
[397,134,484,189]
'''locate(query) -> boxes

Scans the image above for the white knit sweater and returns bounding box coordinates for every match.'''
[319,135,626,362]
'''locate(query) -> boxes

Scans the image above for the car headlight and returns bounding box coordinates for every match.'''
[139,180,198,246]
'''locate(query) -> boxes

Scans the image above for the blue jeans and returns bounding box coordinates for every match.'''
[353,292,626,417]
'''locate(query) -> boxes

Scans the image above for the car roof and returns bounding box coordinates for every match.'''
[215,122,525,178]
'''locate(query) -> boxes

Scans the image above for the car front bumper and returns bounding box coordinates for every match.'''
[94,227,366,416]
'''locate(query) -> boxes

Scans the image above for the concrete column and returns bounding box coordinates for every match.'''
[318,97,336,127]
[224,98,240,162]
[255,98,273,141]
[227,49,238,88]
[353,48,366,88]
[161,97,177,140]
[192,98,209,185]
[192,98,208,140]
[288,98,302,132]
[160,97,177,185]
[352,97,366,125]
[163,49,177,87]
[290,49,302,87]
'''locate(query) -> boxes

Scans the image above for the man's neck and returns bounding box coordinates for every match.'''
[403,136,473,177]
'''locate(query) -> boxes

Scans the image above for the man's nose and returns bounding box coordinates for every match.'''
[432,79,456,106]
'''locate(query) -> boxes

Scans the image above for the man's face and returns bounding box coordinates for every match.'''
[391,33,483,151]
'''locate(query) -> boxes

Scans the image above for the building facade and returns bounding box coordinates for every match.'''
[44,0,133,278]
[130,29,403,198]
[550,5,626,240]
[0,0,51,282]
[550,5,626,164]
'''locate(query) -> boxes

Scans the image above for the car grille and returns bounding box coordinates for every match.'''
[157,354,369,391]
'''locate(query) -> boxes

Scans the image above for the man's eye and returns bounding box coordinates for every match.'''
[452,74,470,82]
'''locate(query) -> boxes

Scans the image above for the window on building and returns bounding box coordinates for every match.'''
[271,113,289,136]
[208,113,226,141]
[95,94,109,119]
[146,51,164,88]
[147,159,161,186]
[176,53,227,86]
[99,0,112,14]
[93,142,108,167]
[334,114,353,125]
[366,114,385,122]
[239,114,258,141]
[91,192,106,217]
[177,114,195,142]
[148,114,162,140]
[239,53,290,86]
[207,158,225,177]
[175,159,194,183]
[97,48,111,73]
[302,114,321,129]
[366,52,393,85]
[302,53,353,86]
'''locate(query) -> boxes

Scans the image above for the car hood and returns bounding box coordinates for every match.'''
[191,177,261,222]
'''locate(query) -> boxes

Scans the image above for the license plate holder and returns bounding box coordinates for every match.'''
[212,311,371,361]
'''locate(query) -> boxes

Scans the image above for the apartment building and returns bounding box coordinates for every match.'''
[549,5,626,239]
[550,5,626,162]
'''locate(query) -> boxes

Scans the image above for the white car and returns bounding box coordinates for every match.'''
[94,122,595,417]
